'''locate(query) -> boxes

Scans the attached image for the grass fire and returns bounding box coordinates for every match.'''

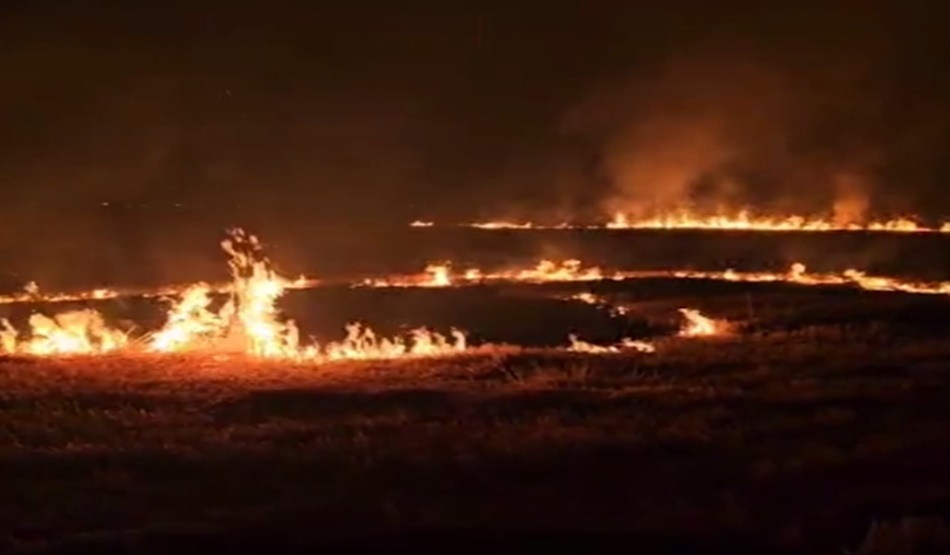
[6,3,950,552]
[1,225,950,554]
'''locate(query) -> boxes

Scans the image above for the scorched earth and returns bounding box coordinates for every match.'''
[1,227,949,554]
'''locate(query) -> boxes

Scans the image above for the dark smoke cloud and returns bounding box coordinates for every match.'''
[561,47,890,220]
[0,2,947,289]
[550,2,950,223]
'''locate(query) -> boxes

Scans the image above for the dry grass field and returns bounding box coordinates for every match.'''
[2,281,950,554]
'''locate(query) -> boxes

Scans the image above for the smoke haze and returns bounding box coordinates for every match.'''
[0,2,947,287]
[560,23,938,221]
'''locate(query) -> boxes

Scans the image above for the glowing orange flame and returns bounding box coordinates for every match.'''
[606,211,938,233]
[6,224,950,362]
[309,323,467,361]
[1,309,127,355]
[567,334,655,353]
[146,229,471,362]
[422,211,950,233]
[358,258,950,299]
[149,284,231,353]
[363,259,607,288]
[1,229,474,363]
[468,221,536,229]
[677,308,724,337]
[567,292,629,316]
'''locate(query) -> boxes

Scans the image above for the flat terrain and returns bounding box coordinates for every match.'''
[2,282,950,553]
[10,226,950,293]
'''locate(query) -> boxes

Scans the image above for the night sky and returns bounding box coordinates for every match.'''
[0,1,948,282]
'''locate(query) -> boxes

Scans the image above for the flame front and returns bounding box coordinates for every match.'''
[606,211,935,233]
[149,284,230,352]
[567,334,655,353]
[678,308,724,337]
[365,259,606,288]
[1,309,127,355]
[359,258,950,299]
[6,227,950,361]
[145,229,470,362]
[427,210,950,233]
[314,323,467,361]
[1,229,471,363]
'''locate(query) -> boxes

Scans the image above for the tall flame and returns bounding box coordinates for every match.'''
[0,229,471,362]
[678,308,724,337]
[145,229,468,362]
[6,227,950,361]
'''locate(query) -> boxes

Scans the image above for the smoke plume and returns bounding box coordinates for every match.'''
[559,22,933,222]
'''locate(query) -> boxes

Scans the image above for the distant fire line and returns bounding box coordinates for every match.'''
[0,277,323,307]
[4,260,950,309]
[409,215,950,233]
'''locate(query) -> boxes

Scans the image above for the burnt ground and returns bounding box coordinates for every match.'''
[1,280,950,554]
[8,226,950,293]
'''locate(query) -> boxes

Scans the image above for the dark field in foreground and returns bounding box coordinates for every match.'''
[2,287,950,554]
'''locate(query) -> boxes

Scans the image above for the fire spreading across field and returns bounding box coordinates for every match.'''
[0,230,468,361]
[411,210,950,233]
[357,259,950,298]
[3,224,950,361]
[1,230,712,360]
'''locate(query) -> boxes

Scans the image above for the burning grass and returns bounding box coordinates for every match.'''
[603,210,948,232]
[2,288,950,554]
[1,227,950,552]
[418,209,950,233]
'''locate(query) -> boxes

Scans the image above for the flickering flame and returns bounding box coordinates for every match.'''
[606,211,938,233]
[499,259,604,282]
[145,229,471,362]
[364,259,607,288]
[312,323,467,361]
[422,211,949,233]
[361,263,455,288]
[9,255,950,317]
[567,334,655,353]
[221,229,302,357]
[0,229,473,362]
[567,292,629,315]
[0,281,123,306]
[425,264,453,287]
[357,258,950,299]
[6,222,950,363]
[148,284,231,352]
[1,309,128,355]
[468,221,537,229]
[677,308,724,337]
[670,262,950,297]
